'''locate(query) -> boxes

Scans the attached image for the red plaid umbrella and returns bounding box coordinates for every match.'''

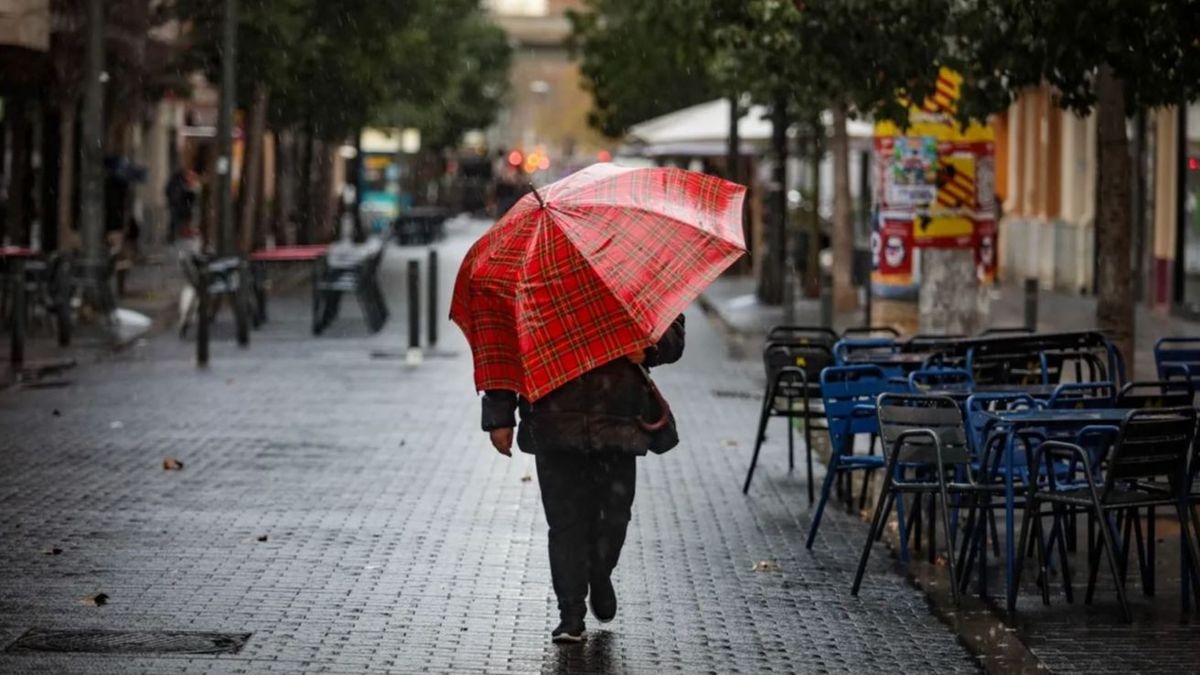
[451,163,746,401]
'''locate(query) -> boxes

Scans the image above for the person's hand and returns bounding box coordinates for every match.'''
[627,349,646,365]
[490,427,514,456]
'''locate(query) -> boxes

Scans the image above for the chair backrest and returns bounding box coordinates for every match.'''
[1155,337,1200,383]
[908,368,974,393]
[833,337,900,365]
[842,325,901,339]
[766,325,838,347]
[1046,382,1117,409]
[762,342,833,406]
[1116,380,1194,410]
[964,331,1122,387]
[876,394,972,466]
[1105,408,1196,485]
[964,392,1042,458]
[821,365,906,451]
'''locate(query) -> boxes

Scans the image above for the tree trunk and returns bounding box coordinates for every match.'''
[351,126,365,242]
[919,248,988,334]
[5,98,31,245]
[238,85,268,253]
[314,142,339,242]
[298,123,316,244]
[805,129,821,297]
[757,93,788,305]
[273,129,295,245]
[831,101,857,312]
[727,93,740,183]
[1095,65,1134,374]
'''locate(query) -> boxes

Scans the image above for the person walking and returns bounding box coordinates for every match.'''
[451,163,746,644]
[481,315,685,643]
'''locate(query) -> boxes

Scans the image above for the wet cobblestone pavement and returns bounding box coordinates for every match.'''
[0,221,979,674]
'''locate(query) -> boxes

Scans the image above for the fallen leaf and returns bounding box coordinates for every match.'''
[80,593,108,606]
[723,439,739,448]
[256,534,268,542]
[43,547,63,556]
[110,421,124,430]
[162,458,184,471]
[751,560,779,572]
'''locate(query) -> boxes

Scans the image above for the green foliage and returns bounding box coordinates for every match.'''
[378,14,512,151]
[168,0,511,142]
[567,0,721,138]
[949,0,1200,120]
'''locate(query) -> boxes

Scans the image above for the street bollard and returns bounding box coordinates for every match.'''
[197,264,210,367]
[1024,277,1039,332]
[427,249,438,347]
[407,259,422,365]
[10,259,26,365]
[819,272,833,329]
[863,280,873,328]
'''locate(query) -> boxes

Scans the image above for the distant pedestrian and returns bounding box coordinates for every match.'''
[165,168,197,242]
[482,315,685,643]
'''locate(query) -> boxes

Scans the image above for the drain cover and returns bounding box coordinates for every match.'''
[5,629,251,655]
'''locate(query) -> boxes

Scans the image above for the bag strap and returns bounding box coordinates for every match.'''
[635,365,673,431]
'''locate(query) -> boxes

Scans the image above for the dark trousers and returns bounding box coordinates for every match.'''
[536,452,637,619]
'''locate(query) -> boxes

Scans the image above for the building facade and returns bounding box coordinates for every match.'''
[485,0,609,172]
[997,87,1198,316]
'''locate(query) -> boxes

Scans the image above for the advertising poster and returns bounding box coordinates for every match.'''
[872,67,996,292]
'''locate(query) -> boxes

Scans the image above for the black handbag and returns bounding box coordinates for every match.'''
[635,366,679,454]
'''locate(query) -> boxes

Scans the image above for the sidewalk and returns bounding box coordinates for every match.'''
[0,221,979,674]
[699,276,1197,379]
[0,248,185,388]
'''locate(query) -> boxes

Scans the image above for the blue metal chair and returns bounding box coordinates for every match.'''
[1155,337,1200,385]
[908,368,974,393]
[805,365,905,549]
[1046,382,1117,410]
[851,394,999,605]
[1017,408,1200,622]
[744,339,835,501]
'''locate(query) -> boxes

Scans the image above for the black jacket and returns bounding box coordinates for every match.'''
[481,314,685,455]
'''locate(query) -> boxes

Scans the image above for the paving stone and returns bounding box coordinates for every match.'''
[0,222,977,674]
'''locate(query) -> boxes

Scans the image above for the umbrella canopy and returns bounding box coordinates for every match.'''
[451,163,746,401]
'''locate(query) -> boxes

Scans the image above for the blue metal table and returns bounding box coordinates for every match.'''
[987,407,1131,611]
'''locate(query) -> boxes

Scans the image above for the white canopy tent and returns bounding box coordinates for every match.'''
[621,98,874,158]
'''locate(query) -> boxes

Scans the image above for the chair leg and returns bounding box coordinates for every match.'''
[743,403,772,495]
[1176,498,1200,611]
[851,485,894,596]
[786,413,795,472]
[956,496,981,594]
[1146,506,1157,597]
[858,469,873,512]
[895,478,910,562]
[805,452,841,550]
[936,479,961,607]
[804,420,815,505]
[1014,497,1041,606]
[1096,510,1133,622]
[1051,503,1075,603]
[928,490,938,565]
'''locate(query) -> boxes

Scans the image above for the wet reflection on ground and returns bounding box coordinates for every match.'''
[543,629,623,675]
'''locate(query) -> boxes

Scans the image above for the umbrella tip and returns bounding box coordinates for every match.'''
[528,182,546,209]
